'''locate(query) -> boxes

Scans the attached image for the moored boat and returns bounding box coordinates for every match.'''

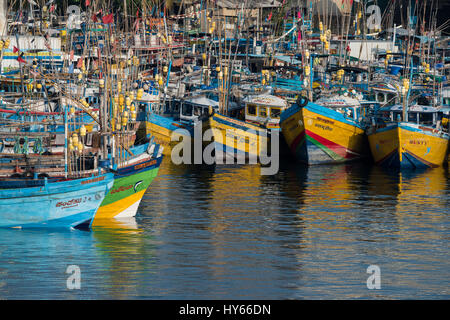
[0,173,114,229]
[207,94,288,162]
[92,141,163,222]
[280,94,374,165]
[366,104,449,169]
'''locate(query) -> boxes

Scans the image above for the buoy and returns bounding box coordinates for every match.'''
[80,125,87,137]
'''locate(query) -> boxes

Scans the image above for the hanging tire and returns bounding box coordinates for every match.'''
[297,96,308,108]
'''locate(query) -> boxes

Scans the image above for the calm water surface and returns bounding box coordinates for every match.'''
[0,158,449,299]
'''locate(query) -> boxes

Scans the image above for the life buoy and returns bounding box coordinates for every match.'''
[296,96,308,108]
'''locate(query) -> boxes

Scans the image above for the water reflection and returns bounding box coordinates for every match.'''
[91,218,152,299]
[0,157,448,299]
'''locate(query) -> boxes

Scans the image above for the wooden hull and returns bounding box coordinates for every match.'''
[93,152,162,222]
[0,173,114,229]
[280,102,368,165]
[367,122,449,169]
[206,112,270,162]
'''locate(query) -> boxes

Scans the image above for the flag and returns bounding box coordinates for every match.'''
[49,4,55,13]
[76,58,83,68]
[85,0,90,6]
[17,54,27,64]
[69,50,74,60]
[13,46,19,53]
[268,12,272,21]
[92,10,102,22]
[102,13,114,24]
[68,63,74,73]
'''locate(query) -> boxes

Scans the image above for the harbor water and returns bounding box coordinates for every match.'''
[0,158,448,299]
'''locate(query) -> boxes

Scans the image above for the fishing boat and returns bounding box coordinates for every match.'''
[138,92,217,157]
[93,140,163,222]
[280,93,375,165]
[207,94,288,162]
[366,103,449,169]
[0,173,114,229]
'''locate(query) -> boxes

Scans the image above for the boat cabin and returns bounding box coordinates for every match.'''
[315,94,363,122]
[371,82,399,106]
[243,94,288,129]
[179,96,219,124]
[379,104,440,126]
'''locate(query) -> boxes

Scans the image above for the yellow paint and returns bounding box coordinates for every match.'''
[368,125,449,167]
[303,108,366,153]
[146,122,177,156]
[207,113,269,157]
[93,189,146,222]
[280,107,305,148]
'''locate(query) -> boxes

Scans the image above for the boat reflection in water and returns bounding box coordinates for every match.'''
[91,217,152,299]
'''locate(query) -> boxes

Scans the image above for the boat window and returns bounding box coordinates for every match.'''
[270,107,281,119]
[139,103,146,112]
[193,106,203,116]
[377,93,385,102]
[393,111,402,121]
[247,104,256,116]
[387,93,396,103]
[419,112,434,125]
[408,112,418,123]
[181,104,193,116]
[259,106,267,118]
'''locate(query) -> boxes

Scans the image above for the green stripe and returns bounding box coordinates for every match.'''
[306,136,345,162]
[101,167,160,207]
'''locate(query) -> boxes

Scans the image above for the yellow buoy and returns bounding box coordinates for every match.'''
[80,125,87,137]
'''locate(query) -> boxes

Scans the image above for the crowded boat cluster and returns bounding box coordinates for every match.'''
[0,0,449,229]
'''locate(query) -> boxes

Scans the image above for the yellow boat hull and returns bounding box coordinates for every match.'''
[367,122,449,168]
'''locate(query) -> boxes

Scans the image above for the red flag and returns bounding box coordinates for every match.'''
[76,58,83,68]
[102,13,113,24]
[85,0,90,6]
[268,12,272,21]
[13,46,19,53]
[17,56,26,64]
[92,14,98,22]
[49,4,55,13]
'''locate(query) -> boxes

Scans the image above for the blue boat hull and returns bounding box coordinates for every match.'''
[0,174,114,229]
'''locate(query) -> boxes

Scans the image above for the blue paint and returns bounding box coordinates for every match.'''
[0,173,114,229]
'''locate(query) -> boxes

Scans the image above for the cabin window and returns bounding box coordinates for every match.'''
[139,103,146,113]
[393,112,402,121]
[247,104,256,116]
[408,112,418,123]
[377,93,385,102]
[444,98,450,105]
[419,112,434,125]
[181,104,193,116]
[270,108,281,119]
[387,93,396,103]
[259,107,267,118]
[194,106,203,116]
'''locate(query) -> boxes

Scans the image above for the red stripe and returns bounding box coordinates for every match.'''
[290,129,305,153]
[305,129,359,159]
